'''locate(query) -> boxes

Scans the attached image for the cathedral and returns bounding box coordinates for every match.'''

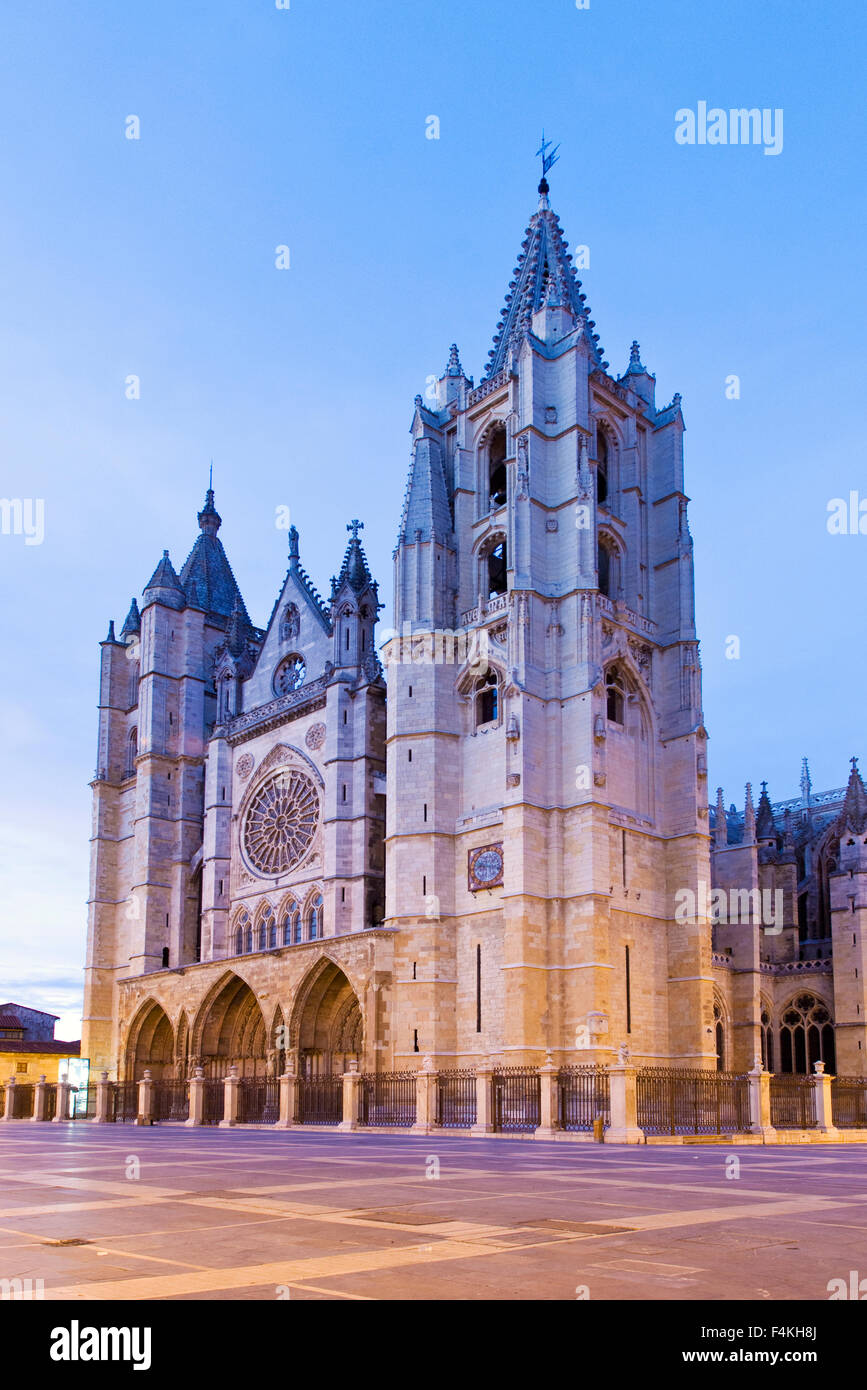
[81,174,867,1085]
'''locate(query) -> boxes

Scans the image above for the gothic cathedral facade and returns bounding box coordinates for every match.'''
[81,177,866,1083]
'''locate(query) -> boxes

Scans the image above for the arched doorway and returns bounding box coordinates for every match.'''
[125,1000,175,1081]
[290,959,363,1077]
[193,973,268,1079]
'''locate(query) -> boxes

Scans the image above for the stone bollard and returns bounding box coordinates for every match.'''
[186,1067,205,1126]
[412,1057,437,1134]
[337,1060,361,1132]
[220,1065,240,1127]
[812,1060,839,1138]
[276,1070,298,1129]
[95,1072,112,1124]
[32,1075,48,1122]
[471,1060,495,1137]
[136,1070,154,1125]
[536,1053,559,1139]
[605,1050,643,1144]
[53,1080,73,1123]
[747,1057,776,1141]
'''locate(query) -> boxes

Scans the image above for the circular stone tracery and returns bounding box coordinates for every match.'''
[242,769,319,877]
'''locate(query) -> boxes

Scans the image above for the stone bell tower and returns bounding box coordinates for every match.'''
[384,169,714,1068]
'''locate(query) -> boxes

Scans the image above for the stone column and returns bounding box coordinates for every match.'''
[471,1061,494,1137]
[32,1075,48,1121]
[95,1072,112,1123]
[276,1070,298,1129]
[220,1065,240,1127]
[747,1058,776,1140]
[136,1070,154,1125]
[536,1054,559,1139]
[337,1061,361,1132]
[186,1067,205,1126]
[53,1081,73,1122]
[1,1078,15,1121]
[412,1059,436,1134]
[606,1055,643,1144]
[812,1061,839,1138]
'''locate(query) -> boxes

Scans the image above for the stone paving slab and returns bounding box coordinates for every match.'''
[0,1125,865,1300]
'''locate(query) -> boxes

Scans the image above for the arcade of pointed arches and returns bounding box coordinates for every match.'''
[123,958,364,1083]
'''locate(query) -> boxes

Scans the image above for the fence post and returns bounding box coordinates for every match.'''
[95,1072,112,1123]
[536,1054,559,1138]
[412,1058,436,1134]
[135,1070,154,1125]
[276,1069,298,1129]
[471,1061,495,1136]
[31,1075,47,1122]
[747,1058,776,1140]
[812,1061,839,1138]
[337,1061,361,1131]
[220,1065,240,1127]
[53,1081,73,1122]
[186,1067,205,1126]
[606,1052,643,1144]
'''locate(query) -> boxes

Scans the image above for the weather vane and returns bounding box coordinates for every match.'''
[536,131,560,183]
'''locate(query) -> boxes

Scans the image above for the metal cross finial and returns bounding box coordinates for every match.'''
[852,756,860,772]
[347,519,364,540]
[536,130,560,179]
[209,460,213,489]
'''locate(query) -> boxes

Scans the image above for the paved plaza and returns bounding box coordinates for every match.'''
[0,1126,865,1301]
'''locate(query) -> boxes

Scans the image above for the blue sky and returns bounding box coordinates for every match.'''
[0,0,864,1037]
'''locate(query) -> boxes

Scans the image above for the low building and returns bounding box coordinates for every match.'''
[0,1004,80,1083]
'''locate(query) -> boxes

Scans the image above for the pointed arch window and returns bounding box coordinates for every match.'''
[713,1000,726,1071]
[488,426,507,510]
[778,994,835,1075]
[598,539,612,598]
[308,894,323,941]
[482,535,507,598]
[596,430,609,506]
[606,666,626,725]
[282,902,300,946]
[127,728,138,778]
[475,669,499,728]
[760,1007,774,1072]
[235,911,250,957]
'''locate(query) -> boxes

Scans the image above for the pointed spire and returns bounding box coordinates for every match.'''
[225,594,249,658]
[836,757,867,836]
[800,756,812,806]
[104,619,117,643]
[756,780,776,841]
[445,343,463,376]
[144,550,187,610]
[332,519,375,598]
[197,479,221,538]
[624,341,645,375]
[743,783,756,845]
[120,597,141,639]
[484,190,602,379]
[398,434,452,544]
[714,787,727,848]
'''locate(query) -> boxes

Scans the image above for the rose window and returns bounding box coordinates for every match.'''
[242,770,319,876]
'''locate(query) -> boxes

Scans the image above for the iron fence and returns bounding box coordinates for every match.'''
[153,1080,190,1123]
[109,1081,139,1123]
[68,1084,97,1120]
[435,1069,477,1128]
[636,1068,750,1136]
[296,1074,343,1125]
[202,1078,225,1126]
[43,1084,57,1121]
[360,1072,417,1127]
[769,1074,816,1129]
[492,1068,541,1133]
[558,1066,610,1131]
[10,1084,34,1119]
[236,1076,279,1125]
[831,1076,867,1129]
